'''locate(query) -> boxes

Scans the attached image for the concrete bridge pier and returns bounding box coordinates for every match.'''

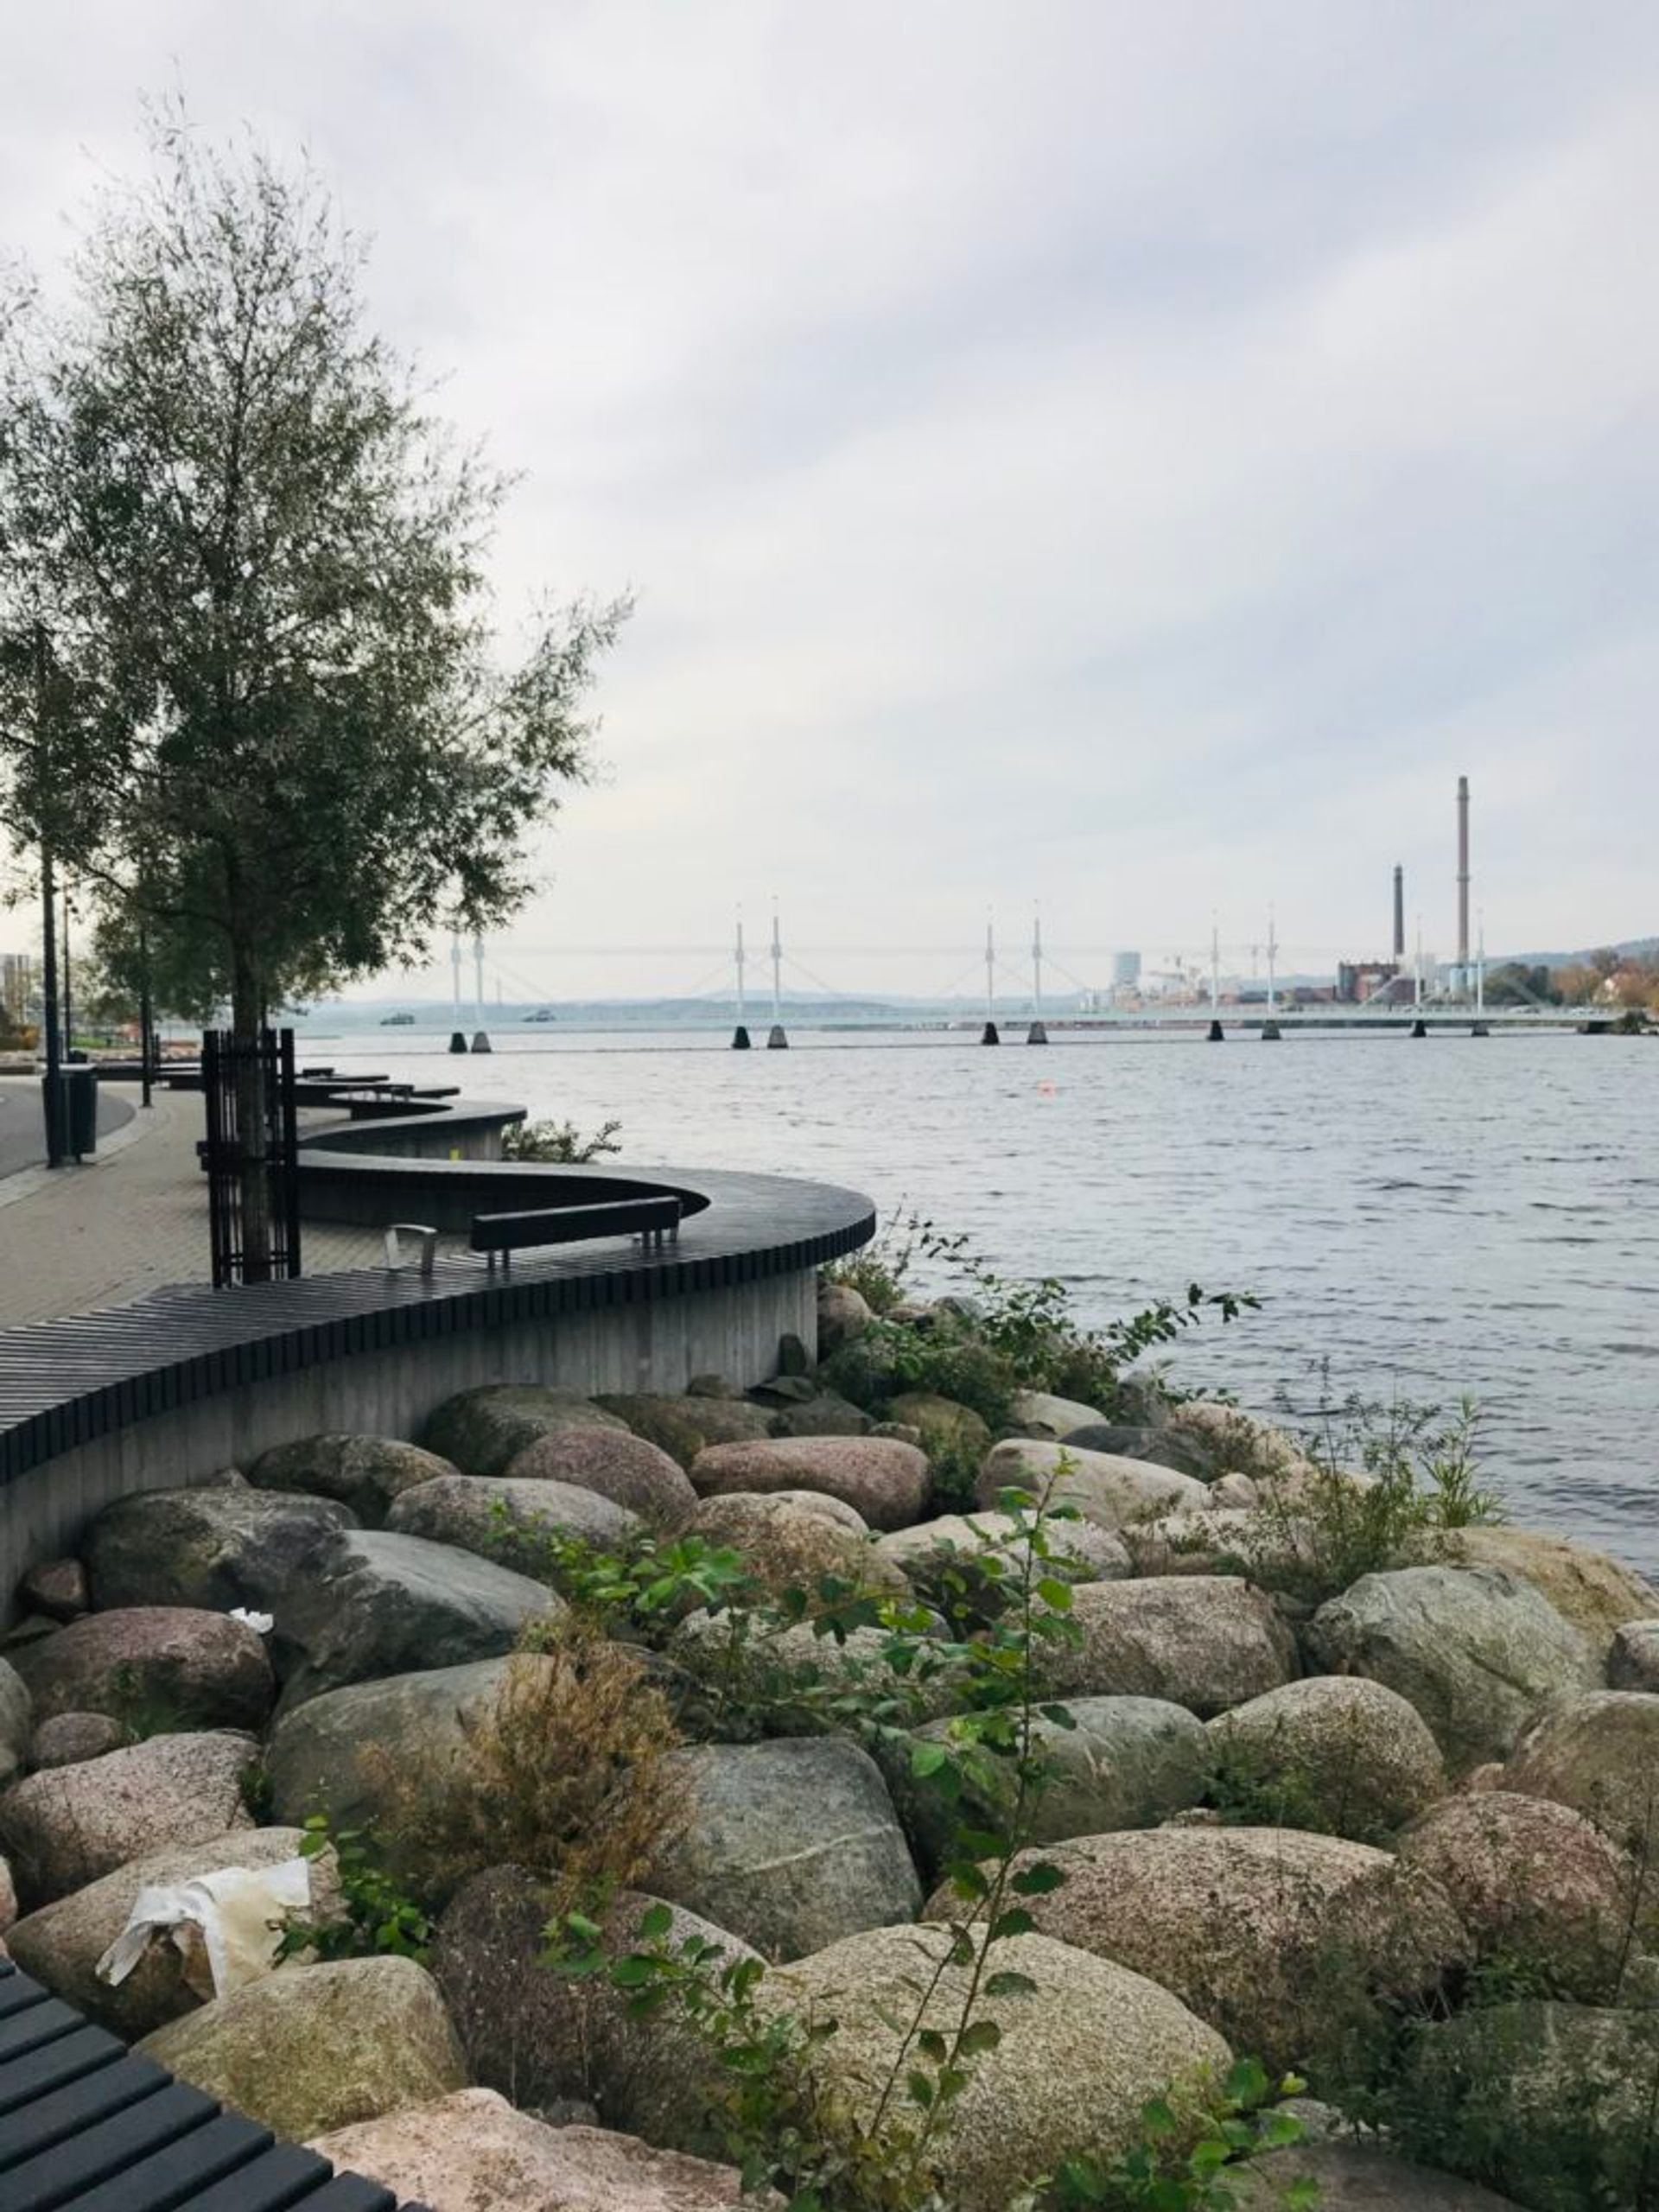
[731,1025,752,1050]
[1261,1020,1281,1041]
[1206,1019,1224,1042]
[981,1021,1001,1045]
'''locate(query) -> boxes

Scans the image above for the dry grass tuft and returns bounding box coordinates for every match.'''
[365,1629,689,1911]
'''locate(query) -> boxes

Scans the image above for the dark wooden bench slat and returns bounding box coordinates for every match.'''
[0,2056,171,2172]
[0,1998,87,2063]
[0,1974,53,2020]
[51,2107,274,2212]
[111,2139,334,2212]
[0,2024,127,2116]
[1,2078,218,2210]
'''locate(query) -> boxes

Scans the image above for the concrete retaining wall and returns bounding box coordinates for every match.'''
[1,1266,816,1599]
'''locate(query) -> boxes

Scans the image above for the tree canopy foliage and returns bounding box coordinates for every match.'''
[0,104,627,1035]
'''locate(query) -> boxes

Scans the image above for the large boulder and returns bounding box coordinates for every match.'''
[1205,1675,1446,1842]
[1306,1567,1599,1772]
[1437,1527,1659,1660]
[385,1473,639,1577]
[247,1434,460,1524]
[6,1826,344,2037]
[652,1736,920,1960]
[138,1955,467,2142]
[1007,1389,1110,1437]
[10,1606,275,1732]
[0,1730,257,1905]
[265,1656,547,1840]
[682,1492,906,1601]
[1046,1577,1299,1716]
[885,1391,993,1473]
[502,1426,698,1528]
[29,1711,124,1768]
[84,1484,353,1613]
[1161,1402,1313,1485]
[273,1529,559,1707]
[875,1511,1131,1607]
[1395,2003,1659,2212]
[418,1385,626,1478]
[308,2091,754,2212]
[1396,1792,1641,2003]
[18,1558,89,1621]
[766,1925,1230,2212]
[1235,2141,1529,2209]
[886,1694,1212,1874]
[763,1390,875,1440]
[1503,1690,1659,1861]
[0,1657,30,1787]
[1063,1421,1218,1480]
[816,1279,873,1359]
[689,1436,930,1531]
[948,1825,1470,2076]
[433,1869,758,2150]
[977,1438,1209,1529]
[595,1393,774,1470]
[1609,1620,1659,1692]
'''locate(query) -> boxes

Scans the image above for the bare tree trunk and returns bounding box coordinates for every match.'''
[231,946,272,1283]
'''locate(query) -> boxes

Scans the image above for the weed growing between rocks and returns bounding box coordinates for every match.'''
[281,1815,435,1963]
[361,1635,690,1912]
[1224,1395,1502,1605]
[544,1471,1314,2210]
[823,1213,1259,1435]
[1027,2057,1318,2210]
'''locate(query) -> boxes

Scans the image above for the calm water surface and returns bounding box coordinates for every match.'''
[321,1029,1658,1575]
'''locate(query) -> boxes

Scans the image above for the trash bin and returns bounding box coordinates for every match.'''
[42,1065,99,1160]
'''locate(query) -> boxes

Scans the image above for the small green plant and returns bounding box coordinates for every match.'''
[830,1217,1257,1439]
[1236,1394,1501,1604]
[500,1515,761,1640]
[500,1115,623,1163]
[543,1473,1109,2209]
[280,1813,434,1962]
[1033,2059,1318,2209]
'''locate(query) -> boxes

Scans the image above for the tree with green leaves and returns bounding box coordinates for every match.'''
[0,105,626,1268]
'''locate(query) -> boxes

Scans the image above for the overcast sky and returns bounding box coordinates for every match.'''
[3,2,1656,1001]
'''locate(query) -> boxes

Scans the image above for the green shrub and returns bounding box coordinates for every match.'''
[500,1115,623,1162]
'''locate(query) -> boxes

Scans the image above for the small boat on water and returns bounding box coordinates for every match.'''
[380,1012,416,1026]
[523,1007,557,1023]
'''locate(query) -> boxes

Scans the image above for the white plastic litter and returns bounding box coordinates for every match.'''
[227,1607,275,1635]
[95,1858,313,2000]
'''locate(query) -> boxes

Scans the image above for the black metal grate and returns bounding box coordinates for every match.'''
[201,1028,302,1289]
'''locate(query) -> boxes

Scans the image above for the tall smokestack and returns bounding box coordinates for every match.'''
[1393,865,1405,962]
[1457,775,1471,970]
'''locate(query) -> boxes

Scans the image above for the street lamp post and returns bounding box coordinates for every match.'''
[34,625,65,1167]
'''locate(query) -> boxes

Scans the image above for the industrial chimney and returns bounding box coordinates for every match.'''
[1457,776,1471,971]
[1393,865,1405,962]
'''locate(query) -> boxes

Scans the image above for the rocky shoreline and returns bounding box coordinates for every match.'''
[1,1271,1656,2211]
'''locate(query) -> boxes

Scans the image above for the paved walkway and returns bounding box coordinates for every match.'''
[0,1081,464,1327]
[0,1077,133,1177]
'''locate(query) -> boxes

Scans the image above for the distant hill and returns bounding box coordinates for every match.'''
[1502,937,1658,969]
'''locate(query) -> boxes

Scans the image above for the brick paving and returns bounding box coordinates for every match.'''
[0,1080,467,1326]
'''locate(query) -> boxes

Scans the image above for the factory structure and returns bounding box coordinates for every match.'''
[1082,774,1484,1011]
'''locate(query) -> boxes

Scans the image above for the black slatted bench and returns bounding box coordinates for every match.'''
[0,1959,429,2210]
[469,1193,681,1269]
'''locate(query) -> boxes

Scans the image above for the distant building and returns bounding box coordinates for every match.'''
[1112,950,1141,988]
[0,952,32,1025]
[1338,960,1406,1005]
